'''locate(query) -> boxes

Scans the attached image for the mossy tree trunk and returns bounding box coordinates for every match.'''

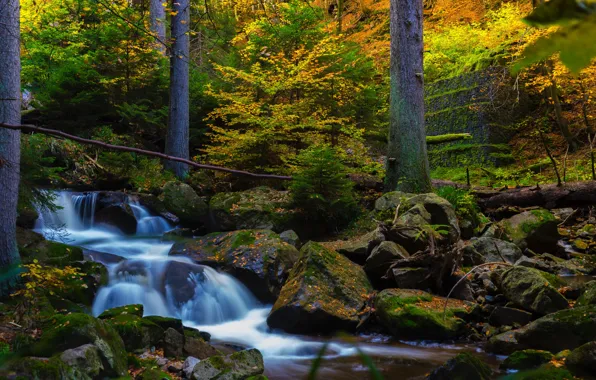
[385,0,431,193]
[0,0,22,295]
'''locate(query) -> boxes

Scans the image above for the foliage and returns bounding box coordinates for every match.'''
[435,186,482,224]
[290,146,358,228]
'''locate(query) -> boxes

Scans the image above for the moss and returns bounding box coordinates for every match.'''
[501,365,575,380]
[426,101,491,117]
[426,133,472,144]
[8,356,82,380]
[137,368,172,380]
[572,239,588,251]
[105,314,164,351]
[246,376,269,380]
[577,281,596,306]
[98,304,144,319]
[142,315,183,333]
[230,230,257,249]
[19,239,84,266]
[501,350,554,370]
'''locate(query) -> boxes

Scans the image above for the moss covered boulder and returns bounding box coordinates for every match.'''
[500,267,569,315]
[98,304,144,319]
[267,242,373,334]
[500,209,560,253]
[191,348,265,380]
[29,313,127,377]
[428,352,492,380]
[322,228,385,265]
[17,227,84,265]
[105,314,165,352]
[374,288,475,341]
[566,341,596,377]
[59,343,104,378]
[9,356,89,380]
[170,229,300,302]
[161,181,209,227]
[577,280,596,306]
[500,364,575,380]
[487,305,596,354]
[462,237,522,266]
[400,193,461,244]
[500,350,554,371]
[209,187,295,232]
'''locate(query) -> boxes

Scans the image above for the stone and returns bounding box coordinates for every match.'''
[9,356,89,380]
[500,266,568,315]
[162,260,206,305]
[134,192,180,224]
[500,349,554,371]
[143,316,184,335]
[191,348,265,380]
[400,193,461,244]
[170,230,300,302]
[392,267,432,290]
[184,336,221,359]
[103,313,165,352]
[138,368,172,380]
[577,280,596,306]
[323,228,385,265]
[163,228,194,241]
[267,242,373,334]
[98,304,144,319]
[17,227,84,266]
[462,237,522,266]
[164,327,184,358]
[279,230,301,248]
[17,204,39,229]
[488,306,532,327]
[566,341,596,377]
[427,352,492,380]
[183,356,200,379]
[374,288,475,341]
[95,205,137,235]
[374,191,411,213]
[364,241,409,284]
[60,344,103,377]
[161,181,209,227]
[500,209,560,253]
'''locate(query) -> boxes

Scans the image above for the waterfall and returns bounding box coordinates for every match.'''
[128,200,172,236]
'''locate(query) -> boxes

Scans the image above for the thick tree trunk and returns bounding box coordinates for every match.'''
[385,0,431,193]
[149,0,166,54]
[0,0,22,294]
[165,0,190,179]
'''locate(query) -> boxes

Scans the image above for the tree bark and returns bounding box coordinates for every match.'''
[386,0,431,193]
[149,0,167,55]
[165,0,190,179]
[0,0,22,295]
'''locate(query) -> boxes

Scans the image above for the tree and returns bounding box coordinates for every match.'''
[165,0,190,178]
[385,0,431,193]
[0,0,22,295]
[149,0,167,54]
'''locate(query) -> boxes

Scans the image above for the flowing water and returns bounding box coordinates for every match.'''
[35,191,497,379]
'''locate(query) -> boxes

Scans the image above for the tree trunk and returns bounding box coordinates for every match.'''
[0,0,22,295]
[149,0,166,55]
[385,0,431,193]
[165,0,190,179]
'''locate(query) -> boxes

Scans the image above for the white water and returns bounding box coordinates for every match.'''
[35,191,469,377]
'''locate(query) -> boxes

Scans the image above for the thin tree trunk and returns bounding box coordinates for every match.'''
[149,0,167,55]
[0,0,22,295]
[165,0,190,179]
[386,0,431,193]
[544,64,577,151]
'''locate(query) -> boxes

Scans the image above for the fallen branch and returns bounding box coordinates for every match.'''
[0,123,292,181]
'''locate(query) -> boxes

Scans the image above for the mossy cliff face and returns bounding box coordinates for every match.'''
[499,209,560,253]
[374,288,475,341]
[267,241,373,334]
[170,229,300,302]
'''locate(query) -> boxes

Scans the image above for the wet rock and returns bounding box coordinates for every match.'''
[364,241,409,284]
[162,260,206,305]
[164,328,184,358]
[170,230,299,302]
[500,209,560,253]
[191,348,265,380]
[577,280,596,306]
[184,336,221,359]
[375,288,475,341]
[462,237,522,266]
[95,205,137,235]
[279,230,301,249]
[324,228,385,265]
[500,349,554,371]
[183,356,200,378]
[391,267,431,290]
[135,193,180,225]
[489,306,532,327]
[427,352,492,380]
[17,227,84,266]
[500,266,568,315]
[144,316,184,334]
[161,181,209,227]
[566,341,596,377]
[267,242,373,334]
[209,187,293,232]
[60,344,104,378]
[83,249,124,265]
[163,228,194,241]
[185,326,211,342]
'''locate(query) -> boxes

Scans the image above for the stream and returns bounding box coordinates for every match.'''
[34,191,498,379]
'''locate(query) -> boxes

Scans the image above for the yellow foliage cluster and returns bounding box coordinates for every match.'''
[11,261,83,300]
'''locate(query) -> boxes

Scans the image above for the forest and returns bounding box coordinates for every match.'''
[1,0,596,379]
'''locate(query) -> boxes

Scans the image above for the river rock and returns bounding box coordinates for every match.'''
[209,187,294,232]
[392,267,432,290]
[427,352,492,380]
[488,306,532,327]
[267,241,373,334]
[500,266,568,315]
[164,327,184,358]
[577,280,596,306]
[98,304,144,319]
[60,344,104,378]
[191,348,265,380]
[95,204,138,235]
[566,341,596,377]
[462,237,522,266]
[279,230,301,248]
[184,335,221,360]
[161,181,209,227]
[500,209,560,253]
[500,349,554,371]
[364,241,409,285]
[170,229,300,302]
[183,356,200,379]
[102,314,165,352]
[134,192,180,224]
[322,228,385,265]
[162,260,206,305]
[375,288,475,341]
[487,305,596,354]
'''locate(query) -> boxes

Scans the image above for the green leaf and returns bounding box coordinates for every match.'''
[523,0,595,26]
[356,348,384,380]
[307,342,329,380]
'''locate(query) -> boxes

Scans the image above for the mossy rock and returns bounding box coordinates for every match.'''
[500,209,560,253]
[209,187,295,233]
[428,352,492,380]
[566,341,596,377]
[98,304,144,319]
[137,368,172,380]
[105,314,165,352]
[49,260,109,307]
[29,313,127,377]
[191,348,265,380]
[374,288,475,341]
[8,356,89,380]
[321,228,385,265]
[577,280,596,306]
[161,181,209,227]
[170,229,300,302]
[267,241,373,334]
[143,315,183,334]
[500,350,554,370]
[16,227,84,266]
[500,364,575,380]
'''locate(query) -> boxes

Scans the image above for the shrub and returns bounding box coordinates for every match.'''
[435,186,483,225]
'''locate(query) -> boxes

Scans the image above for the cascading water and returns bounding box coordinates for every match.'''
[36,190,482,379]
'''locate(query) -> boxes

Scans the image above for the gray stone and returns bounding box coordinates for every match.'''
[191,348,265,380]
[333,228,386,265]
[164,328,184,358]
[462,237,522,266]
[577,280,596,306]
[279,230,301,248]
[500,209,560,253]
[489,306,532,327]
[392,267,431,290]
[364,241,409,281]
[161,181,209,227]
[183,356,200,379]
[60,344,103,378]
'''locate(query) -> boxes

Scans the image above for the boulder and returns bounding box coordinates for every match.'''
[462,238,522,266]
[162,261,206,305]
[500,350,553,371]
[191,348,265,380]
[9,356,88,380]
[164,327,184,358]
[183,356,200,379]
[209,187,294,232]
[364,241,409,285]
[566,341,596,377]
[488,306,532,327]
[500,267,568,315]
[161,181,209,227]
[60,344,104,378]
[17,227,84,266]
[391,267,432,290]
[279,230,301,249]
[577,280,596,306]
[427,352,492,380]
[267,242,373,334]
[98,304,144,319]
[143,315,184,335]
[374,288,475,341]
[500,209,560,253]
[134,192,180,224]
[95,205,137,235]
[29,313,127,377]
[170,230,299,302]
[138,368,173,380]
[104,314,164,352]
[403,193,461,244]
[322,228,385,265]
[17,203,39,229]
[184,336,221,359]
[487,305,596,354]
[374,191,410,214]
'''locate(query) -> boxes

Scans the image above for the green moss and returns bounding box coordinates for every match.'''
[501,350,554,370]
[426,133,472,145]
[426,101,491,117]
[105,314,164,351]
[19,240,84,266]
[98,304,144,319]
[8,356,82,379]
[230,230,257,249]
[142,315,183,333]
[501,365,574,380]
[138,368,172,380]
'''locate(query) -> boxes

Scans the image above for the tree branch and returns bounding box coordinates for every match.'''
[0,123,293,181]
